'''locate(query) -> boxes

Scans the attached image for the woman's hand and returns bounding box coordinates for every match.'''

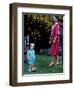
[49,41,51,44]
[49,36,52,44]
[53,36,57,44]
[53,39,56,44]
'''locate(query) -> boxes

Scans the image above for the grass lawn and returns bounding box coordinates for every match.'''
[24,53,63,74]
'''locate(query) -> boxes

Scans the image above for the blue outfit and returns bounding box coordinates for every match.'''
[27,49,36,64]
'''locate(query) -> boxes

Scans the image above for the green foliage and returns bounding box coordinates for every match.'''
[24,14,63,50]
[32,15,51,29]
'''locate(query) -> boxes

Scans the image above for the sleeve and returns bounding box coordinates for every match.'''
[55,24,60,36]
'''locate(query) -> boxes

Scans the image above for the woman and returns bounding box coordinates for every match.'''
[49,17,61,67]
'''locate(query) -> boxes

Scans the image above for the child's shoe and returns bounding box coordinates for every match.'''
[32,67,36,72]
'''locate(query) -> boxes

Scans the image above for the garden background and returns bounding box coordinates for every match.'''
[23,14,63,74]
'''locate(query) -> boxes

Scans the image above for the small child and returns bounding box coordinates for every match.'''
[27,43,36,72]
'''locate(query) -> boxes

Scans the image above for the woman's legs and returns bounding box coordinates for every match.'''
[49,56,54,67]
[49,55,59,67]
[55,55,59,65]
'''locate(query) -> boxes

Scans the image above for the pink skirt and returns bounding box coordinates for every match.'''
[50,41,60,56]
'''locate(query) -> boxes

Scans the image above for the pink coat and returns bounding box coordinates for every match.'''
[50,22,61,56]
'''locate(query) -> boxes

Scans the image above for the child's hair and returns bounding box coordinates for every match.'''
[30,43,35,47]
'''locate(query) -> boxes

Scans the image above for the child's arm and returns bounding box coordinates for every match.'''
[27,50,31,60]
[32,50,36,60]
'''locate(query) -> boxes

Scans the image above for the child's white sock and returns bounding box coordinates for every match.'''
[28,67,31,72]
[28,68,31,72]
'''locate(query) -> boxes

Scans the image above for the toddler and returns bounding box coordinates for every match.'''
[27,43,36,72]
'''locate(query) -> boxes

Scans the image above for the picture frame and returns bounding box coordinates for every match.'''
[9,3,72,86]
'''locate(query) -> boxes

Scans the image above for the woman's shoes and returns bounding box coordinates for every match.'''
[49,61,59,67]
[49,61,54,67]
[55,62,59,66]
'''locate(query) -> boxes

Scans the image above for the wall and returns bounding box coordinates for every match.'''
[0,0,74,90]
